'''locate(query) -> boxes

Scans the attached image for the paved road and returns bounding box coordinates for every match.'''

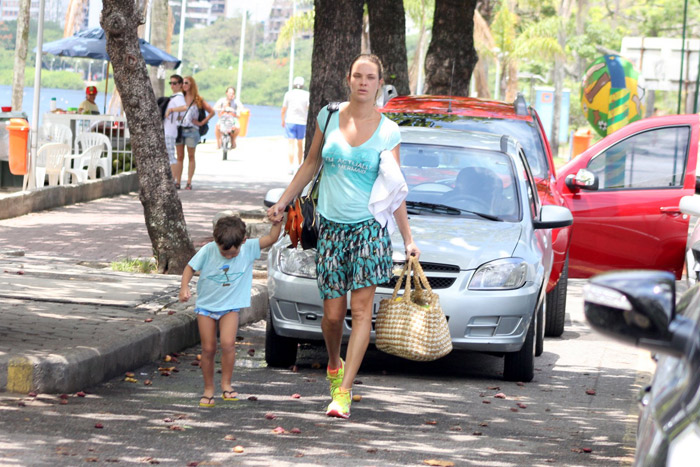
[0,138,655,465]
[0,278,653,466]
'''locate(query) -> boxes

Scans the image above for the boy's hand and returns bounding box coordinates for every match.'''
[179,287,191,302]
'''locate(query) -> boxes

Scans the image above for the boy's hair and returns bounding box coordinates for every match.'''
[170,74,183,84]
[214,216,246,250]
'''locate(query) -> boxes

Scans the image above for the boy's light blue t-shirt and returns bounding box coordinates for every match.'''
[316,104,401,223]
[188,239,261,311]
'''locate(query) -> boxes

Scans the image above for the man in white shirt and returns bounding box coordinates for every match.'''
[163,74,187,184]
[281,76,310,174]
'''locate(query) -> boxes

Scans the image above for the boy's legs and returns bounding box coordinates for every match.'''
[197,315,218,401]
[218,311,240,395]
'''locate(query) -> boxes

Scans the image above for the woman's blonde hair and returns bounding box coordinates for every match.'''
[184,75,204,108]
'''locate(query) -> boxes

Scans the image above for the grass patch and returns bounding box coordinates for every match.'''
[111,257,157,274]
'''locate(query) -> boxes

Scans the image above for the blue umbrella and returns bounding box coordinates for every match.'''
[39,27,181,68]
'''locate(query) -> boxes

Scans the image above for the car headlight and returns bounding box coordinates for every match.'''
[469,258,528,290]
[277,247,317,279]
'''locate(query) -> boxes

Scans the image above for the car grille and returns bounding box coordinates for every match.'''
[378,261,460,290]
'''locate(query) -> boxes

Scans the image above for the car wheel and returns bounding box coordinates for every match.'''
[545,255,568,337]
[264,312,298,368]
[535,299,544,357]
[503,312,535,382]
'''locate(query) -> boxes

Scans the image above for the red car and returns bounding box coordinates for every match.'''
[556,114,700,279]
[381,95,572,337]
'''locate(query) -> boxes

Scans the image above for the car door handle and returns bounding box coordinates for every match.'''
[660,206,682,214]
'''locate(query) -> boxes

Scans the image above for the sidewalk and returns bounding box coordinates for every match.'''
[0,136,291,394]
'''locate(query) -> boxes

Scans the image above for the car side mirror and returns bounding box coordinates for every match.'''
[264,188,286,209]
[565,169,599,192]
[533,205,574,230]
[583,270,692,358]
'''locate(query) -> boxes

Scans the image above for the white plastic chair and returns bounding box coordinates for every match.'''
[39,123,72,147]
[36,143,70,187]
[75,132,112,178]
[63,145,103,184]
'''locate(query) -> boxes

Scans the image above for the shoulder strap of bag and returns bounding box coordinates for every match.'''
[178,100,195,127]
[308,101,340,193]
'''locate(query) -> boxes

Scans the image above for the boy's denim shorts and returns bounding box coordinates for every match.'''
[195,307,240,320]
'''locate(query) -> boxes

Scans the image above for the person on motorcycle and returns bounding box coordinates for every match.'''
[214,87,245,149]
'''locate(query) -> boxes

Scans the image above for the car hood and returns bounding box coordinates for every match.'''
[391,216,522,270]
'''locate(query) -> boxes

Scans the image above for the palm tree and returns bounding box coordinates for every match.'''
[11,0,31,112]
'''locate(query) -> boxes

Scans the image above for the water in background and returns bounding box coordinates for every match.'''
[0,85,283,140]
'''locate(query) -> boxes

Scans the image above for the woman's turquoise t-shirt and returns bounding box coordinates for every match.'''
[316,104,401,223]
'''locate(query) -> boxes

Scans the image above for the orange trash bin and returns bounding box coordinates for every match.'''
[572,128,593,158]
[238,109,250,137]
[7,118,29,175]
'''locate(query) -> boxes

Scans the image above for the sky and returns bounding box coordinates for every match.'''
[227,0,275,23]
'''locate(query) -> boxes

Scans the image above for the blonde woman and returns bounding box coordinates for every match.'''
[267,54,420,419]
[170,76,215,190]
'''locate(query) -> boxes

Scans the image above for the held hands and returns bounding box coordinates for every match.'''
[267,204,285,224]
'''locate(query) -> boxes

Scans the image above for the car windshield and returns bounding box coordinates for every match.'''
[386,113,548,179]
[401,143,521,222]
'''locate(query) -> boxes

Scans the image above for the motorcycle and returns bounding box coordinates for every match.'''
[219,108,238,160]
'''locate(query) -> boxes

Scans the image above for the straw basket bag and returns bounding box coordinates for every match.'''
[375,257,452,361]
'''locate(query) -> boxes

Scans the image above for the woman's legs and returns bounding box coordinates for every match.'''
[218,311,240,394]
[341,286,375,389]
[215,124,222,148]
[322,295,346,371]
[173,144,185,186]
[321,285,376,390]
[197,315,218,400]
[186,145,196,186]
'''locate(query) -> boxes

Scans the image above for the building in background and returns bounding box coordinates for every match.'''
[0,0,67,24]
[265,0,311,43]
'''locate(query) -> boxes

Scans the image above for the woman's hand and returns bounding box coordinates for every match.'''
[405,241,420,261]
[267,203,285,224]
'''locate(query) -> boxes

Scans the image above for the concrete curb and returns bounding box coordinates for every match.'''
[3,281,269,394]
[0,172,138,221]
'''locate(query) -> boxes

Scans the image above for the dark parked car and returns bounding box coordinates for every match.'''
[583,270,700,466]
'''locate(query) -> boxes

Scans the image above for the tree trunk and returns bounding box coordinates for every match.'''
[424,0,478,96]
[551,57,563,157]
[367,0,410,96]
[11,0,30,112]
[474,58,490,97]
[408,13,428,94]
[305,0,363,153]
[101,1,195,274]
[550,0,574,158]
[148,0,170,99]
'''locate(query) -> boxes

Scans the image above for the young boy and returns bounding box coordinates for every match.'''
[179,215,282,407]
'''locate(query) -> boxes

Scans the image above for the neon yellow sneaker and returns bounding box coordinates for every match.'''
[326,386,352,419]
[326,359,344,396]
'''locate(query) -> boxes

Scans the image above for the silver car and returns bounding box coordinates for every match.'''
[264,128,573,382]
